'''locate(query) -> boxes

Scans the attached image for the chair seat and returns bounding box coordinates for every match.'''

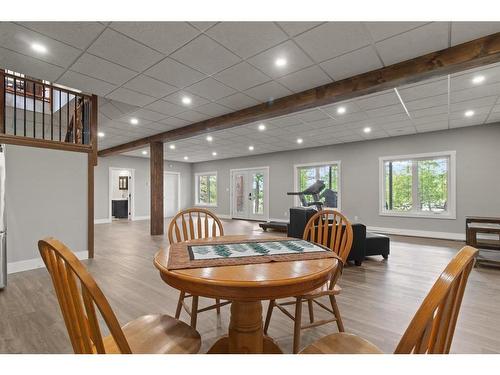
[300,283,342,297]
[300,333,383,354]
[102,314,201,354]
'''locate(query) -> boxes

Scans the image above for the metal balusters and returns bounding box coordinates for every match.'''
[50,86,53,141]
[33,81,36,138]
[23,79,26,136]
[42,83,45,139]
[13,77,16,135]
[59,89,62,141]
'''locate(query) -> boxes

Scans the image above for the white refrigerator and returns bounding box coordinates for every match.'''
[0,144,5,289]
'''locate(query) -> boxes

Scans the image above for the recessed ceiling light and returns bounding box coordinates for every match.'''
[206,135,213,142]
[169,144,176,150]
[97,132,105,138]
[363,127,372,134]
[130,118,139,125]
[212,151,217,156]
[275,57,287,67]
[337,106,346,115]
[183,156,189,160]
[297,138,303,144]
[472,75,485,84]
[258,123,266,131]
[464,110,475,117]
[181,96,192,105]
[248,145,254,151]
[31,43,47,54]
[142,150,148,155]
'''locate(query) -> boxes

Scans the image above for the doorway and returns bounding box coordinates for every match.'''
[164,172,180,218]
[108,167,135,222]
[230,167,269,221]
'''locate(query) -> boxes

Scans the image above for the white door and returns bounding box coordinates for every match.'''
[231,168,268,220]
[164,172,179,217]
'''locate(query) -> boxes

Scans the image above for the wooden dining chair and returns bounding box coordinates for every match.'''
[300,246,478,354]
[264,210,353,353]
[38,237,201,354]
[167,208,231,329]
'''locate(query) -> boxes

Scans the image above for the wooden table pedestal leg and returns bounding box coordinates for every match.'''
[207,300,283,354]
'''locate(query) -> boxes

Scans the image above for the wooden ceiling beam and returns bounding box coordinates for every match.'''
[99,32,500,157]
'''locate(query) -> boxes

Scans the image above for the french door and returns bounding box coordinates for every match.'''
[231,168,269,221]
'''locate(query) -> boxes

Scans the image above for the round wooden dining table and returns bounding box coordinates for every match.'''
[154,235,339,354]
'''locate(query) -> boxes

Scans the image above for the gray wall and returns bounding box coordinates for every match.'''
[94,155,192,221]
[192,124,500,236]
[5,145,88,263]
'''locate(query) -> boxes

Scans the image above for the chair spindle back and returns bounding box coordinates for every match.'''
[168,208,224,244]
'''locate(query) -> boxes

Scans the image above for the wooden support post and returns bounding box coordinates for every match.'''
[150,141,164,235]
[0,70,4,134]
[90,95,98,166]
[87,152,94,258]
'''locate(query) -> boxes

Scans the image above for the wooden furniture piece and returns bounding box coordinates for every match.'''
[466,216,500,266]
[264,210,353,353]
[300,246,478,354]
[154,234,340,353]
[111,199,128,219]
[38,237,201,354]
[167,208,230,329]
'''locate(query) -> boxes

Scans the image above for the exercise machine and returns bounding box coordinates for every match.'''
[259,180,338,233]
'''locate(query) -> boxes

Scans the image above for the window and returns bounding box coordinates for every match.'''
[380,151,456,219]
[195,172,217,206]
[294,161,341,209]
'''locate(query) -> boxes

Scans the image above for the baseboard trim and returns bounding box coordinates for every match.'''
[133,216,150,221]
[367,226,465,241]
[94,218,111,224]
[7,251,88,275]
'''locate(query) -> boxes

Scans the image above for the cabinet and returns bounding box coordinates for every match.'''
[112,200,128,219]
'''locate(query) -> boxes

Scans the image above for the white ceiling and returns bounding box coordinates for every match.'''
[0,21,499,161]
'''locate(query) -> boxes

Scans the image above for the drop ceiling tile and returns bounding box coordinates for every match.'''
[355,90,400,110]
[176,110,209,122]
[88,28,163,72]
[385,127,416,136]
[0,22,81,68]
[213,62,270,91]
[411,105,449,118]
[247,40,314,78]
[450,105,491,120]
[171,35,241,75]
[57,71,116,96]
[412,113,449,125]
[99,102,125,119]
[195,102,233,117]
[123,75,177,98]
[320,46,383,80]
[405,94,449,111]
[295,109,330,122]
[244,81,292,102]
[449,115,488,128]
[450,96,497,112]
[185,78,237,101]
[451,67,500,92]
[365,104,405,118]
[158,117,191,127]
[207,22,288,59]
[128,108,168,122]
[145,99,186,116]
[486,112,500,124]
[70,53,137,85]
[322,101,362,116]
[19,22,106,50]
[144,58,206,88]
[0,46,64,82]
[105,87,156,106]
[398,78,448,102]
[375,22,449,66]
[189,22,217,32]
[415,121,449,132]
[451,22,500,46]
[451,82,500,102]
[277,22,322,37]
[163,91,209,108]
[277,65,332,92]
[294,22,371,63]
[364,22,429,42]
[110,22,199,55]
[108,100,139,115]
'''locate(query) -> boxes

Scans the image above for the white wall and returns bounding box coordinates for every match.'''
[5,145,88,271]
[94,155,192,222]
[192,124,500,238]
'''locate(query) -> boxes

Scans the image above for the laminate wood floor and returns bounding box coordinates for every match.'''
[1,218,500,354]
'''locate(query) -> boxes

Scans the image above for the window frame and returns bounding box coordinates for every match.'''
[379,151,456,219]
[194,171,218,207]
[293,160,342,211]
